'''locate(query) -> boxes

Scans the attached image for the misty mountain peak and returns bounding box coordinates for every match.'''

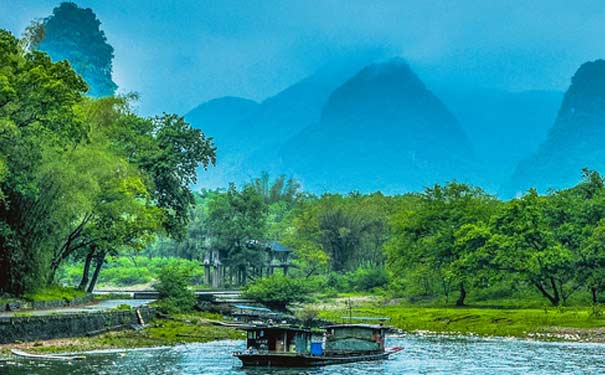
[559,59,605,119]
[280,60,480,193]
[506,59,605,196]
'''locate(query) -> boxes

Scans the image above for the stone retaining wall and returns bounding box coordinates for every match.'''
[3,294,95,312]
[0,307,155,344]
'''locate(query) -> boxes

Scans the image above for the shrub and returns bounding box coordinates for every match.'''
[244,273,310,311]
[153,264,197,314]
[347,267,389,291]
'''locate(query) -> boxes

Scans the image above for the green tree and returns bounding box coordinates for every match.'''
[386,183,496,305]
[206,184,268,285]
[0,29,87,294]
[488,190,576,306]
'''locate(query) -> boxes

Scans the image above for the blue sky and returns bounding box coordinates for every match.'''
[2,0,605,116]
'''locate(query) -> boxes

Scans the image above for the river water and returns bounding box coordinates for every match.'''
[2,334,605,374]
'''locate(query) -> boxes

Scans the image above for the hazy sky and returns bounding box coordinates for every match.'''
[2,0,605,116]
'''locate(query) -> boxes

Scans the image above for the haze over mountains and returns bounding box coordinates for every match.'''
[508,59,605,196]
[186,56,581,197]
[279,59,479,193]
[21,3,604,198]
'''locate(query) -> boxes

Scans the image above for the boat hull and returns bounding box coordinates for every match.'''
[235,348,403,367]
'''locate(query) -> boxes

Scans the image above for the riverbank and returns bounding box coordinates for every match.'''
[313,296,605,342]
[5,295,605,358]
[0,312,244,356]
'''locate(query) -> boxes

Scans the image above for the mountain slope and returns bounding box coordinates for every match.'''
[186,96,259,147]
[279,58,479,193]
[435,88,563,190]
[187,55,380,188]
[507,59,605,196]
[185,96,259,188]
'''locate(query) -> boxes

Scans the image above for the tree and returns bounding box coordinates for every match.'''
[250,172,302,207]
[0,29,87,294]
[488,190,576,306]
[386,183,496,306]
[47,98,215,291]
[206,184,268,285]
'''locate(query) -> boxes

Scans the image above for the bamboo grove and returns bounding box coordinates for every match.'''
[0,30,215,295]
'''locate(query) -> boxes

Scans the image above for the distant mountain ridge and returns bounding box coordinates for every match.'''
[507,59,605,196]
[185,96,260,188]
[186,55,578,196]
[185,55,380,189]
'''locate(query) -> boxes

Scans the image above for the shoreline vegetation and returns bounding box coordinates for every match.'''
[0,312,244,356]
[3,295,605,358]
[315,296,605,342]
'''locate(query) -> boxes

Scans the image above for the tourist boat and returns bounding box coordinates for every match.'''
[233,323,403,367]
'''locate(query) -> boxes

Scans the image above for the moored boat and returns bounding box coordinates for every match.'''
[233,324,403,367]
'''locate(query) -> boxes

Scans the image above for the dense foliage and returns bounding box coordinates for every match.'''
[153,168,605,308]
[0,29,215,296]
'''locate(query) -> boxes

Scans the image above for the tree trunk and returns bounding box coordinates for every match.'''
[86,252,106,293]
[78,249,95,290]
[456,282,466,306]
[534,281,560,306]
[592,287,598,304]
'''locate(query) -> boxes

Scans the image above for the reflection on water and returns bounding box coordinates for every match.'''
[2,334,605,375]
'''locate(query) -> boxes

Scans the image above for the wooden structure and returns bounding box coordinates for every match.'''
[244,326,311,353]
[202,241,293,287]
[267,241,292,275]
[203,249,223,288]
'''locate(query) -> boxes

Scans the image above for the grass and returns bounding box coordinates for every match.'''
[315,296,605,339]
[1,312,245,355]
[23,286,86,302]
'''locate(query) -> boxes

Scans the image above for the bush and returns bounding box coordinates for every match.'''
[153,264,197,314]
[325,267,389,293]
[347,267,389,292]
[244,273,310,311]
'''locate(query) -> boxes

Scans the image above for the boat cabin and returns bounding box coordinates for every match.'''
[245,326,313,354]
[323,324,387,354]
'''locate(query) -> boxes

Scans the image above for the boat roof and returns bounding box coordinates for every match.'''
[323,323,388,330]
[340,316,391,321]
[233,304,272,312]
[246,325,311,333]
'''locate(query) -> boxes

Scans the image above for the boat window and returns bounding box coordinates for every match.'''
[247,331,256,339]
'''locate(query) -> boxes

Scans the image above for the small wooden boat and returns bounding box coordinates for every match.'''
[233,324,403,367]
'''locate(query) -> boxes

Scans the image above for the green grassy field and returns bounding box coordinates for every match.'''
[316,297,605,339]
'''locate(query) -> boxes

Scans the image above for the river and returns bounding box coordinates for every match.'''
[2,334,604,374]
